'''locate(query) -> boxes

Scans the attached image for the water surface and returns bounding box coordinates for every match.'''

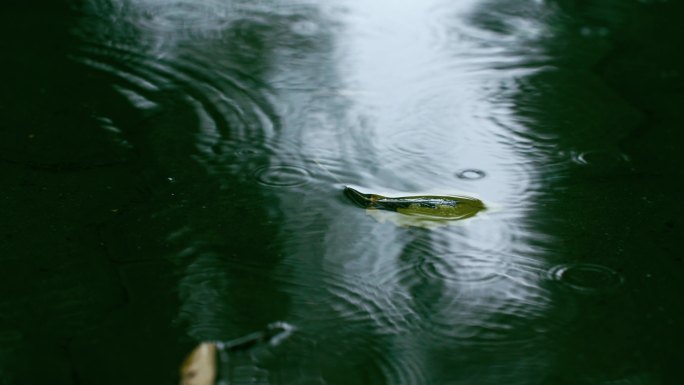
[1,0,682,384]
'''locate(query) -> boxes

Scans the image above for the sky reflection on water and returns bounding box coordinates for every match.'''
[69,0,577,383]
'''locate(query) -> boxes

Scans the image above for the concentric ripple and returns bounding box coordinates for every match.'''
[425,285,554,349]
[254,165,311,188]
[325,277,418,334]
[546,263,624,294]
[382,125,464,159]
[370,343,429,385]
[416,253,506,284]
[70,39,280,179]
[133,0,233,34]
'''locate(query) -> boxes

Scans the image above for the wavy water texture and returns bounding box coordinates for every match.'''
[70,0,601,384]
[265,1,569,384]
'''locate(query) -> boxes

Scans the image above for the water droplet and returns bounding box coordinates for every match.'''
[547,263,624,294]
[455,169,486,180]
[255,165,310,188]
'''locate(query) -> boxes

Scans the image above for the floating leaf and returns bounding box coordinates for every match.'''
[344,186,486,227]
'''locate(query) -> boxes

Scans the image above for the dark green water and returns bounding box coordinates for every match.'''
[1,1,682,384]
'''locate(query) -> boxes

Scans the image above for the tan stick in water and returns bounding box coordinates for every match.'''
[180,342,217,385]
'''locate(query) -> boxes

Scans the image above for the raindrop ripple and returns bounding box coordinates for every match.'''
[547,263,624,294]
[255,165,311,188]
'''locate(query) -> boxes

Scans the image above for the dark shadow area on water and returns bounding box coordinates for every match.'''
[0,3,178,384]
[482,1,684,383]
[0,1,293,384]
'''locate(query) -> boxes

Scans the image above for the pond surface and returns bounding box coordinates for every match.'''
[1,0,682,384]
